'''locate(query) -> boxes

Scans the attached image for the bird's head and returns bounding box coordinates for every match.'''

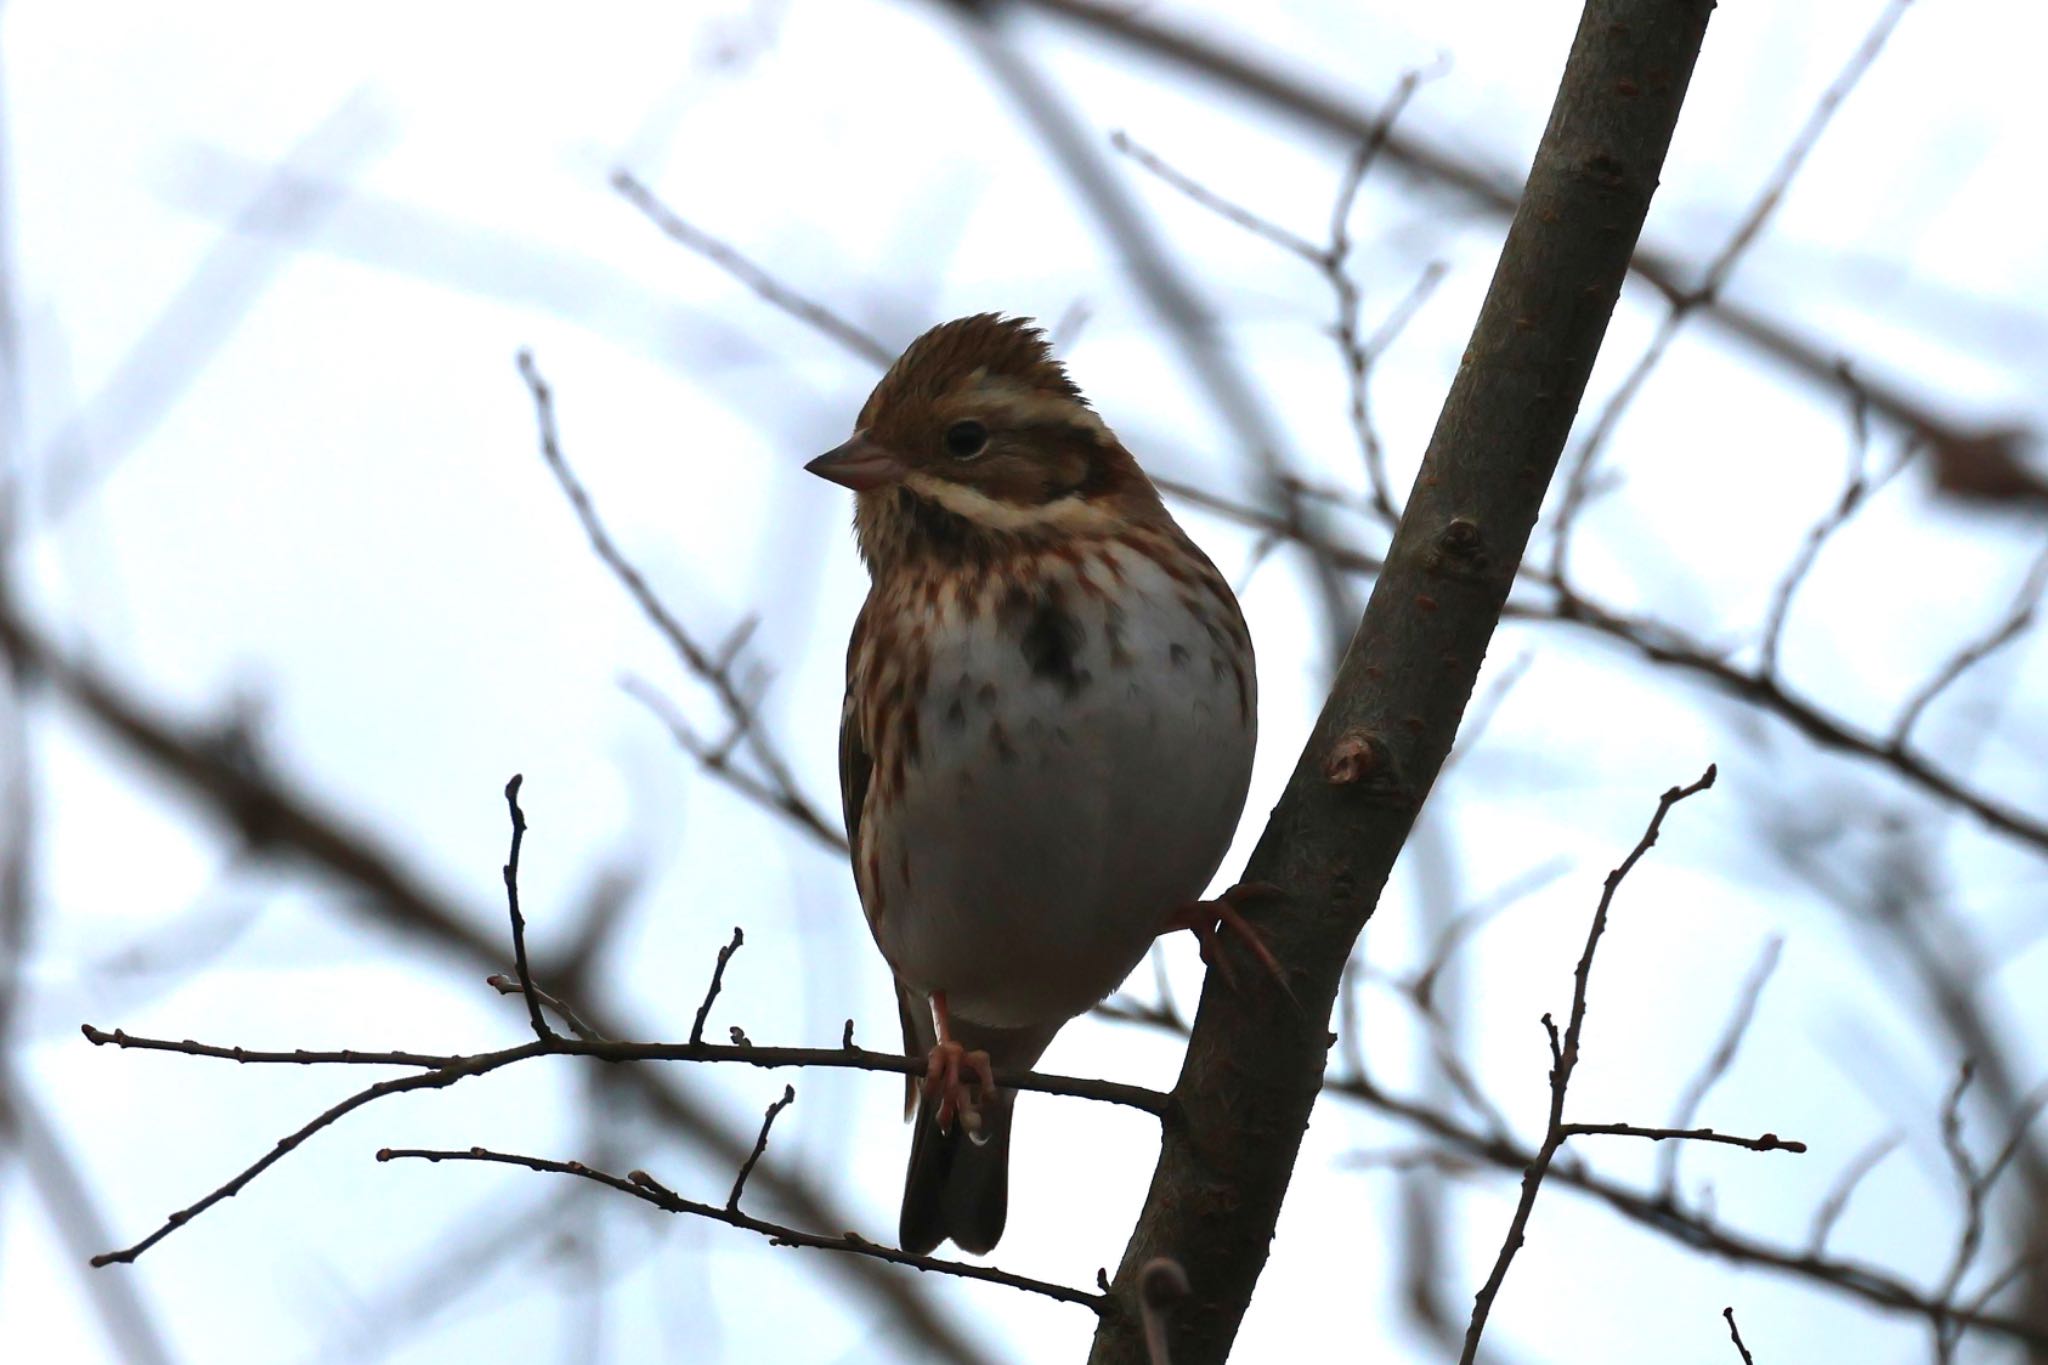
[807,314,1160,567]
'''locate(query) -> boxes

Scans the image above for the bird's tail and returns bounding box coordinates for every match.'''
[893,984,1058,1256]
[899,1084,1014,1256]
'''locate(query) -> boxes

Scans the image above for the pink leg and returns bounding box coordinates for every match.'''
[924,990,996,1135]
[1160,881,1287,990]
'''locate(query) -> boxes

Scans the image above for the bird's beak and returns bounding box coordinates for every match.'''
[805,434,906,491]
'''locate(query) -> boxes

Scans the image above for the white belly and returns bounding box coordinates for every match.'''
[867,542,1255,1029]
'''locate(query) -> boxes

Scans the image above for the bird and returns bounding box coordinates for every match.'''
[806,313,1273,1256]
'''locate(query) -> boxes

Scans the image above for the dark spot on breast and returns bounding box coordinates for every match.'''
[1018,591,1088,696]
[977,681,999,710]
[1169,643,1191,668]
[944,696,967,730]
[988,718,1017,764]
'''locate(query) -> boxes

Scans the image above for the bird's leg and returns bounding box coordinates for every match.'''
[1159,881,1287,991]
[925,990,996,1137]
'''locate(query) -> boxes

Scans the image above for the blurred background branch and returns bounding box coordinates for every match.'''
[3,1,2044,1361]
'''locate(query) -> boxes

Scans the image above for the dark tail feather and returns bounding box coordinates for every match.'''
[899,1089,1013,1256]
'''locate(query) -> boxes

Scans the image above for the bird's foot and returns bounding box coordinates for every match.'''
[1161,881,1287,992]
[926,1038,996,1137]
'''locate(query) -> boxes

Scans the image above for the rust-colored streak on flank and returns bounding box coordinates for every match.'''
[861,839,886,927]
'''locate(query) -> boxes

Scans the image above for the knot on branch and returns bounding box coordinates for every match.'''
[1425,516,1493,582]
[1323,729,1409,804]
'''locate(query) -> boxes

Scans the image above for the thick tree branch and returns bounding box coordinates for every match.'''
[1088,5,1717,1360]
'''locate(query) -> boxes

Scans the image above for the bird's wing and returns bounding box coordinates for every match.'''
[840,599,924,1106]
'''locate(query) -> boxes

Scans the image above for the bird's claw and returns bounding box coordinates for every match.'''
[926,1039,995,1137]
[1164,881,1287,992]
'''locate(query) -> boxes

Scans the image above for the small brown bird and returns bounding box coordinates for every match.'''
[808,314,1268,1255]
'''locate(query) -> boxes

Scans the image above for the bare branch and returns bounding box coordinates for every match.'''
[1561,1123,1803,1154]
[1460,767,1723,1364]
[728,1084,797,1211]
[484,972,606,1042]
[0,518,1028,1361]
[1758,379,1906,679]
[622,675,849,855]
[1658,937,1784,1197]
[1806,1131,1901,1255]
[610,169,892,366]
[1098,6,1720,1356]
[1111,946,2044,1349]
[689,926,746,1047]
[377,1144,1106,1312]
[1550,0,1919,579]
[1934,1061,1986,1362]
[499,774,553,1043]
[515,351,844,852]
[1724,1305,1756,1364]
[1109,130,1321,263]
[1168,477,2048,857]
[80,1024,1168,1114]
[1014,0,2028,481]
[1891,538,2048,749]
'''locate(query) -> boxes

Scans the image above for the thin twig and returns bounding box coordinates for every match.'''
[377,1144,1106,1312]
[515,352,843,851]
[623,676,848,854]
[1658,937,1784,1196]
[610,169,893,366]
[1933,1062,1986,1362]
[689,927,745,1047]
[1806,1131,1901,1255]
[1459,767,1721,1364]
[1561,1123,1803,1154]
[0,598,978,1357]
[1891,539,2048,748]
[1014,0,2032,496]
[1548,0,1919,580]
[80,1025,1166,1113]
[500,775,553,1043]
[1110,130,1321,262]
[1758,379,1904,679]
[728,1084,796,1211]
[1106,969,2048,1351]
[79,1020,1164,1267]
[1724,1305,1756,1364]
[483,973,607,1042]
[1161,477,2048,856]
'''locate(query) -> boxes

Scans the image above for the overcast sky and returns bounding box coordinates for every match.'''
[5,1,2047,1361]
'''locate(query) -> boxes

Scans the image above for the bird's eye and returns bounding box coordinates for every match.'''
[943,420,988,460]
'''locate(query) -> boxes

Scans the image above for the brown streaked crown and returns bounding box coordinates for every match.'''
[830,315,1168,572]
[857,313,1085,433]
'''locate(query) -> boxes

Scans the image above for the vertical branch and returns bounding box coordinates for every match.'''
[1087,4,1718,1360]
[501,775,553,1043]
[1458,768,1717,1363]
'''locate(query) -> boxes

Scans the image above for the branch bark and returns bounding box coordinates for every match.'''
[1087,3,1717,1360]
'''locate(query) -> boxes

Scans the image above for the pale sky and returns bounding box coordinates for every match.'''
[5,1,2047,1362]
